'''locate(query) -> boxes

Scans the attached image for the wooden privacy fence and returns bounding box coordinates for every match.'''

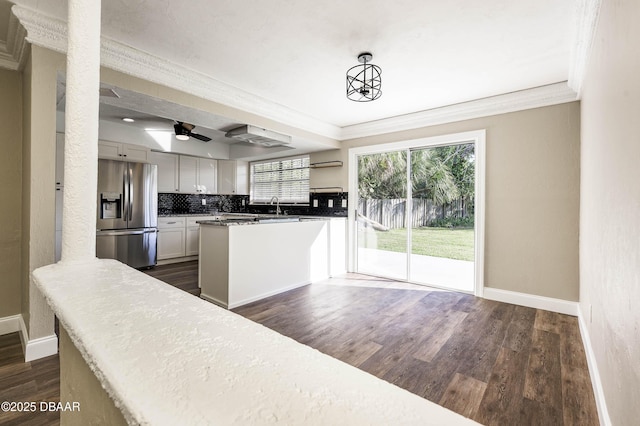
[358,198,470,229]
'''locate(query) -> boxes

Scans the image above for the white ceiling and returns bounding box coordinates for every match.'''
[9,0,576,129]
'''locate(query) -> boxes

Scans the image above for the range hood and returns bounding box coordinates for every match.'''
[225,125,292,147]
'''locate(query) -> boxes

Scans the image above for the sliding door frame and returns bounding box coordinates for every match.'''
[347,129,486,297]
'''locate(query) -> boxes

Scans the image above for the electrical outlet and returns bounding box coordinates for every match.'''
[201,199,207,206]
[313,199,318,207]
[328,199,334,208]
[341,199,347,208]
[241,199,245,206]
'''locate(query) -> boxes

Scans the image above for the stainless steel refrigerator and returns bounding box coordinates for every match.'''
[96,159,158,268]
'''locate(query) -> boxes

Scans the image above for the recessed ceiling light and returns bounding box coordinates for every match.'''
[122,117,135,122]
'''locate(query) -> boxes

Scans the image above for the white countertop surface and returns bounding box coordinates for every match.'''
[33,259,478,425]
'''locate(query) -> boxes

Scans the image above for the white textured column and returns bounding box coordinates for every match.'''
[61,0,101,262]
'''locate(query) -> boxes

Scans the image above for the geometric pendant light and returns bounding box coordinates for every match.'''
[346,52,382,102]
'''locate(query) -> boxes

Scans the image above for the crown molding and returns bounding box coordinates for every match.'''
[568,0,603,97]
[340,82,578,140]
[11,5,581,143]
[0,8,29,70]
[11,5,341,141]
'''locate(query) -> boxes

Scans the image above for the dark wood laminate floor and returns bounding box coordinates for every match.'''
[0,333,60,425]
[144,260,201,296]
[232,274,599,425]
[0,262,599,425]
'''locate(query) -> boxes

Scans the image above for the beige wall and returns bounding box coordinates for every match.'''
[21,52,31,328]
[0,68,23,317]
[579,0,640,423]
[338,103,581,301]
[21,46,61,339]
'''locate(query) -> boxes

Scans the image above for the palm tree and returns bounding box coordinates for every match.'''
[358,151,407,199]
[358,149,461,205]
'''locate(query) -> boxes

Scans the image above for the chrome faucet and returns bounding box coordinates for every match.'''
[270,196,281,215]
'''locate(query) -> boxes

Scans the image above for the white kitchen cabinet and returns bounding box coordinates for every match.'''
[217,160,235,194]
[179,156,198,193]
[158,216,211,261]
[186,227,200,256]
[179,156,217,194]
[157,217,186,260]
[236,161,248,194]
[98,141,150,162]
[149,151,179,192]
[217,160,248,195]
[198,158,217,194]
[186,226,200,256]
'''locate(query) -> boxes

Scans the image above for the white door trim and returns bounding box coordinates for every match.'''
[347,129,486,297]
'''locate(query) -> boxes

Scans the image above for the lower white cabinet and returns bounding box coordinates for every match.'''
[157,217,186,260]
[158,216,210,261]
[186,217,203,256]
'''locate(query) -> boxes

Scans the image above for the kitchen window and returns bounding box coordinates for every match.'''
[250,156,310,204]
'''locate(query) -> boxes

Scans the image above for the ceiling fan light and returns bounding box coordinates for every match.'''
[176,134,190,141]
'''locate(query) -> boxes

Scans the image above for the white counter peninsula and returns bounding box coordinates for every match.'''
[198,215,346,309]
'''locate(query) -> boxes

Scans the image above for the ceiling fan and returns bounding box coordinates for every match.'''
[173,122,212,142]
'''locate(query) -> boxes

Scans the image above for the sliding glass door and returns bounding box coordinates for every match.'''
[407,144,475,292]
[355,142,476,292]
[356,151,408,280]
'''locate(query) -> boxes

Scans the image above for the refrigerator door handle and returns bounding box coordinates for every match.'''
[128,165,134,223]
[123,166,129,221]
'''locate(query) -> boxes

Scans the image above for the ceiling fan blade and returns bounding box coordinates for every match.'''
[191,133,212,142]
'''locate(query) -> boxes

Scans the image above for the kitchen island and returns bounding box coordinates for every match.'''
[198,216,343,309]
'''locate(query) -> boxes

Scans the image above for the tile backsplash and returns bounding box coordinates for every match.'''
[158,193,249,215]
[158,192,348,216]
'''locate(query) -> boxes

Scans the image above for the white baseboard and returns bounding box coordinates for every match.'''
[24,334,59,362]
[199,293,228,309]
[228,281,312,310]
[201,281,312,310]
[18,315,59,362]
[483,287,579,316]
[577,310,612,426]
[0,314,22,335]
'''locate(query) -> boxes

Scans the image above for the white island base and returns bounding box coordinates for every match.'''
[199,220,331,309]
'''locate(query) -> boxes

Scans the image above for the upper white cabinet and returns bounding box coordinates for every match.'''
[178,156,198,193]
[217,160,248,195]
[149,151,179,192]
[198,158,218,194]
[179,156,217,194]
[98,141,150,162]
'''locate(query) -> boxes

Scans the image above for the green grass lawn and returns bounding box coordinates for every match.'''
[359,226,475,261]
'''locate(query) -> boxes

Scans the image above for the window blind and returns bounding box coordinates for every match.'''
[250,156,310,204]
